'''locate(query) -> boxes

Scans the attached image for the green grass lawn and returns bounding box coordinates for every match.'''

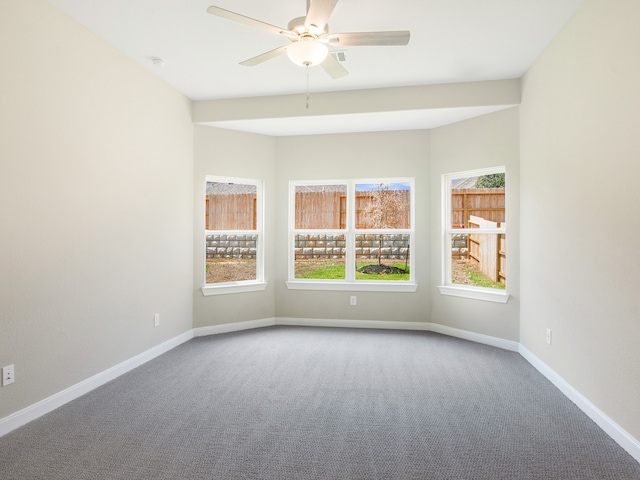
[297,262,410,281]
[463,264,505,289]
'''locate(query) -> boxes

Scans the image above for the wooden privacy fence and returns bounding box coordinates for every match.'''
[295,191,411,229]
[295,191,344,229]
[468,215,506,284]
[207,190,410,230]
[452,188,504,228]
[206,194,256,230]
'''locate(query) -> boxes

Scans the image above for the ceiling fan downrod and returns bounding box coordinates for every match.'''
[306,65,311,109]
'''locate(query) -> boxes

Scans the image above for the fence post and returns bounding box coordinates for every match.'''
[463,191,469,228]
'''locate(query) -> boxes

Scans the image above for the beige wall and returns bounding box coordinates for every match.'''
[273,131,431,322]
[0,0,194,418]
[193,126,277,327]
[430,107,520,341]
[520,0,640,439]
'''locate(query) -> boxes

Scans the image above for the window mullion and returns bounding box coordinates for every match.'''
[448,228,506,235]
[345,232,355,282]
[346,181,355,282]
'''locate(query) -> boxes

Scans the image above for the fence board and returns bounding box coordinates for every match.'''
[498,234,506,283]
[206,193,256,230]
[208,190,411,231]
[294,190,410,230]
[468,216,506,284]
[295,191,343,229]
[451,188,504,228]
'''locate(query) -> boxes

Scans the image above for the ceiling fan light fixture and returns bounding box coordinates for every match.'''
[286,37,328,66]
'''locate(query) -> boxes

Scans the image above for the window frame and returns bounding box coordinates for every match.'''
[287,178,417,293]
[201,175,266,296]
[438,167,509,303]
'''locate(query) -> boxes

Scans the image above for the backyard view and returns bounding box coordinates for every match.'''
[206,257,256,284]
[294,259,410,281]
[205,180,259,284]
[449,172,506,289]
[205,180,413,284]
[451,246,504,289]
[293,182,412,282]
[205,175,504,288]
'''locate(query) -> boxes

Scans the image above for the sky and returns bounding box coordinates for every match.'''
[356,182,411,191]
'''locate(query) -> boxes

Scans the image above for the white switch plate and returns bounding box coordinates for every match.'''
[154,314,160,327]
[350,296,357,306]
[546,328,552,345]
[2,364,15,386]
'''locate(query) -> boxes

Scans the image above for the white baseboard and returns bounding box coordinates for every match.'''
[276,317,520,352]
[193,317,519,354]
[519,345,640,463]
[193,317,276,337]
[276,317,431,331]
[428,323,520,352]
[0,330,194,438]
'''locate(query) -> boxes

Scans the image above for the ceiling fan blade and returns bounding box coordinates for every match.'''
[305,0,339,34]
[207,5,290,37]
[328,31,411,46]
[321,53,349,79]
[240,46,288,66]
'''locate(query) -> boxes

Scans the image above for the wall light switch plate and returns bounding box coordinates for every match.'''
[154,314,160,327]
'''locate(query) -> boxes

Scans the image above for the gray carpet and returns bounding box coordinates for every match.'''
[1,326,639,479]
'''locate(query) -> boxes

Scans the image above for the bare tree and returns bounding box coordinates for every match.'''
[359,184,410,265]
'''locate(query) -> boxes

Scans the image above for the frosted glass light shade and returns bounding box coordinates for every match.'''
[286,38,328,66]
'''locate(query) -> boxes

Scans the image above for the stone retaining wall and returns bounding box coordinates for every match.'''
[295,234,410,260]
[206,233,411,261]
[451,233,468,258]
[206,234,257,259]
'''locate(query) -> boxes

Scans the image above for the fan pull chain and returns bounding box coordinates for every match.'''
[306,65,310,109]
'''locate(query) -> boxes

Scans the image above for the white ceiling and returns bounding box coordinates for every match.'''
[201,105,516,136]
[48,0,583,135]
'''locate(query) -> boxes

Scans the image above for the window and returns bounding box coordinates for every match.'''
[439,167,508,303]
[202,176,265,296]
[288,179,416,292]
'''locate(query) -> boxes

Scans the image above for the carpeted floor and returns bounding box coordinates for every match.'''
[1,326,639,479]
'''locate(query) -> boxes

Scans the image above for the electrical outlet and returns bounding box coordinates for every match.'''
[2,364,15,386]
[546,328,552,345]
[350,296,357,306]
[154,314,160,327]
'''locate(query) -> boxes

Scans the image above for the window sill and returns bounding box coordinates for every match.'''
[201,281,267,296]
[286,281,418,293]
[437,285,509,303]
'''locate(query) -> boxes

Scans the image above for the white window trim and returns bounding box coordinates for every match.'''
[437,285,508,303]
[201,175,266,296]
[439,167,509,303]
[287,178,417,292]
[202,281,267,296]
[286,281,418,293]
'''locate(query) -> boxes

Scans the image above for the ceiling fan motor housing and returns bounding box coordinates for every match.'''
[287,16,328,37]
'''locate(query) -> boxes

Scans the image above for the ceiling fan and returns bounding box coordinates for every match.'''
[207,0,410,79]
